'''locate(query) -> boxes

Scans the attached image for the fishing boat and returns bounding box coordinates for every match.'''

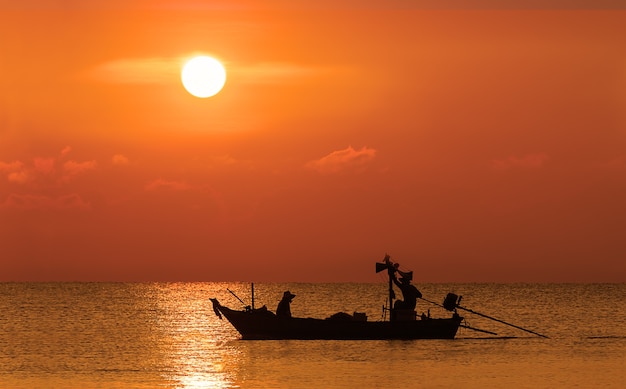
[210,255,464,340]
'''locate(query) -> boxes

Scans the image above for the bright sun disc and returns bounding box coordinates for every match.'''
[181,56,226,98]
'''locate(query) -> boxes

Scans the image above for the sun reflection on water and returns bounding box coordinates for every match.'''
[150,283,244,389]
[175,373,234,389]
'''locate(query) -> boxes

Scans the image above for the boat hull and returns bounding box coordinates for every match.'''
[211,299,462,340]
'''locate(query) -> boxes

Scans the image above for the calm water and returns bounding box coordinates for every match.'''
[0,283,624,388]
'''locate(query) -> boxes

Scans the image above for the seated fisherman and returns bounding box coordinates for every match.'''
[276,290,296,318]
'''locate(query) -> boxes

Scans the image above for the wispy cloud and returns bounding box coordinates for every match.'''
[62,160,97,181]
[1,193,91,211]
[0,160,25,178]
[8,0,623,11]
[0,148,99,212]
[33,158,55,175]
[145,179,192,192]
[7,170,30,184]
[112,154,130,166]
[306,146,377,174]
[88,57,181,84]
[89,56,328,86]
[232,62,322,85]
[490,153,549,170]
[1,161,30,184]
[0,161,23,172]
[1,147,98,185]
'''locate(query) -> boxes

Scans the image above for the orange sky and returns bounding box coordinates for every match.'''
[1,1,625,282]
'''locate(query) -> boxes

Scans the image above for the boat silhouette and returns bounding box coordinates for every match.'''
[210,255,464,340]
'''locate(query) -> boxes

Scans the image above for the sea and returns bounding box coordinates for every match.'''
[0,282,624,388]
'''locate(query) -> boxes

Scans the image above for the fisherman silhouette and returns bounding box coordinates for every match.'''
[276,290,296,318]
[391,272,422,310]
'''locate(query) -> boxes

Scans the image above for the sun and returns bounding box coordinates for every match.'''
[181,56,226,98]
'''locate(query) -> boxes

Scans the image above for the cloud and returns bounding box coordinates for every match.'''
[88,57,181,84]
[89,56,327,86]
[491,153,549,170]
[232,62,322,85]
[112,154,130,166]
[210,154,237,166]
[33,158,55,175]
[0,161,23,172]
[1,149,98,185]
[306,146,377,174]
[10,1,622,11]
[145,179,192,192]
[1,193,91,211]
[8,170,30,184]
[63,161,97,176]
[0,149,98,212]
[1,161,29,184]
[0,160,25,177]
[63,160,97,177]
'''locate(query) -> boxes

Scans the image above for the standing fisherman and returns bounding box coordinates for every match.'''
[391,271,422,310]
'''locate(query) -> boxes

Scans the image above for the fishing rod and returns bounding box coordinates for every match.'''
[420,296,444,308]
[443,293,549,339]
[227,288,246,305]
[459,324,498,336]
[227,284,257,311]
[457,304,549,339]
[420,296,498,336]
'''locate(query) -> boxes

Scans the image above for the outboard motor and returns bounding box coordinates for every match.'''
[443,293,460,311]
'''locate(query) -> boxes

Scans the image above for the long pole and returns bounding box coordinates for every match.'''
[227,288,246,305]
[460,324,498,336]
[387,267,394,320]
[421,295,548,338]
[457,305,549,339]
[251,283,255,310]
[420,297,498,336]
[420,296,444,308]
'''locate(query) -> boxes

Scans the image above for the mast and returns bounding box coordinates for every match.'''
[251,282,255,310]
[387,265,394,318]
[376,254,396,321]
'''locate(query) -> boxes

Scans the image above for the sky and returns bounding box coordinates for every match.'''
[1,0,624,282]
